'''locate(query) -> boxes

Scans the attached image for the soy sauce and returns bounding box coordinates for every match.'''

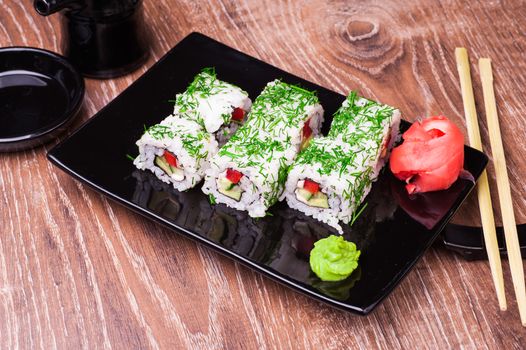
[0,70,68,139]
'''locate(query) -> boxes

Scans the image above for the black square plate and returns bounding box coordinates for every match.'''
[47,32,488,314]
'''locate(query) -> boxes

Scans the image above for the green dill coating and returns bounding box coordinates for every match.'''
[217,125,291,207]
[173,67,249,127]
[244,80,320,134]
[145,121,211,162]
[328,91,395,151]
[284,91,399,231]
[294,137,374,205]
[211,80,321,209]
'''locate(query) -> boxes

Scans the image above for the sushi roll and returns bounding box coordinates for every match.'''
[283,138,371,232]
[173,68,252,146]
[243,80,324,150]
[328,91,401,178]
[283,92,401,233]
[202,81,324,217]
[134,115,218,191]
[202,128,296,217]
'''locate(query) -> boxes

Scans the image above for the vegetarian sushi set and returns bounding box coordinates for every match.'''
[133,67,466,281]
[136,69,400,227]
[47,33,483,310]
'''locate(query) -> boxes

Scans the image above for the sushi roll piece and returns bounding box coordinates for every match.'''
[202,128,296,217]
[134,115,218,191]
[243,80,324,150]
[283,92,401,233]
[173,68,252,146]
[202,82,324,217]
[134,68,250,191]
[328,91,401,178]
[283,138,371,232]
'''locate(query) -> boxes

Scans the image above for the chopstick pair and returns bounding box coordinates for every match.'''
[456,48,526,326]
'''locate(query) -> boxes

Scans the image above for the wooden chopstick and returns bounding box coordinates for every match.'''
[479,58,526,325]
[455,48,507,311]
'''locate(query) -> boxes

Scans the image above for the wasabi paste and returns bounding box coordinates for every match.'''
[309,235,360,281]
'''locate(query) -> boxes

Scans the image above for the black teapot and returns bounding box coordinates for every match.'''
[34,0,149,78]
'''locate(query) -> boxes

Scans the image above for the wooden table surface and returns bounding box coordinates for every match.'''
[2,0,526,348]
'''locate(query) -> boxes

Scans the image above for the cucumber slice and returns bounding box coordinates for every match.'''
[217,177,242,201]
[155,156,173,175]
[155,156,184,181]
[297,188,314,201]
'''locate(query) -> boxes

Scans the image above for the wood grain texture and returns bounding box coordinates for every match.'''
[1,0,526,348]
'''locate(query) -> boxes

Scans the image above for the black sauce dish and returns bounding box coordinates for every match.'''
[0,47,84,152]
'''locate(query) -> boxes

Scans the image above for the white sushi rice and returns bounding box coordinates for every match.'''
[203,137,297,217]
[243,80,324,151]
[176,91,252,133]
[173,69,252,146]
[244,103,324,149]
[330,95,401,179]
[134,116,218,191]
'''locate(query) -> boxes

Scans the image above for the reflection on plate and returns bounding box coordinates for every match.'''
[48,32,488,314]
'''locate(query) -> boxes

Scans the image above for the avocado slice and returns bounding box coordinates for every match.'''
[217,177,242,201]
[296,188,329,209]
[308,192,329,209]
[221,187,242,201]
[218,177,236,191]
[297,188,314,201]
[300,136,312,150]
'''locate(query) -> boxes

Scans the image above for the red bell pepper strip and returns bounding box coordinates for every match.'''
[303,119,313,139]
[163,150,177,167]
[303,179,320,193]
[226,168,243,184]
[231,107,245,122]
